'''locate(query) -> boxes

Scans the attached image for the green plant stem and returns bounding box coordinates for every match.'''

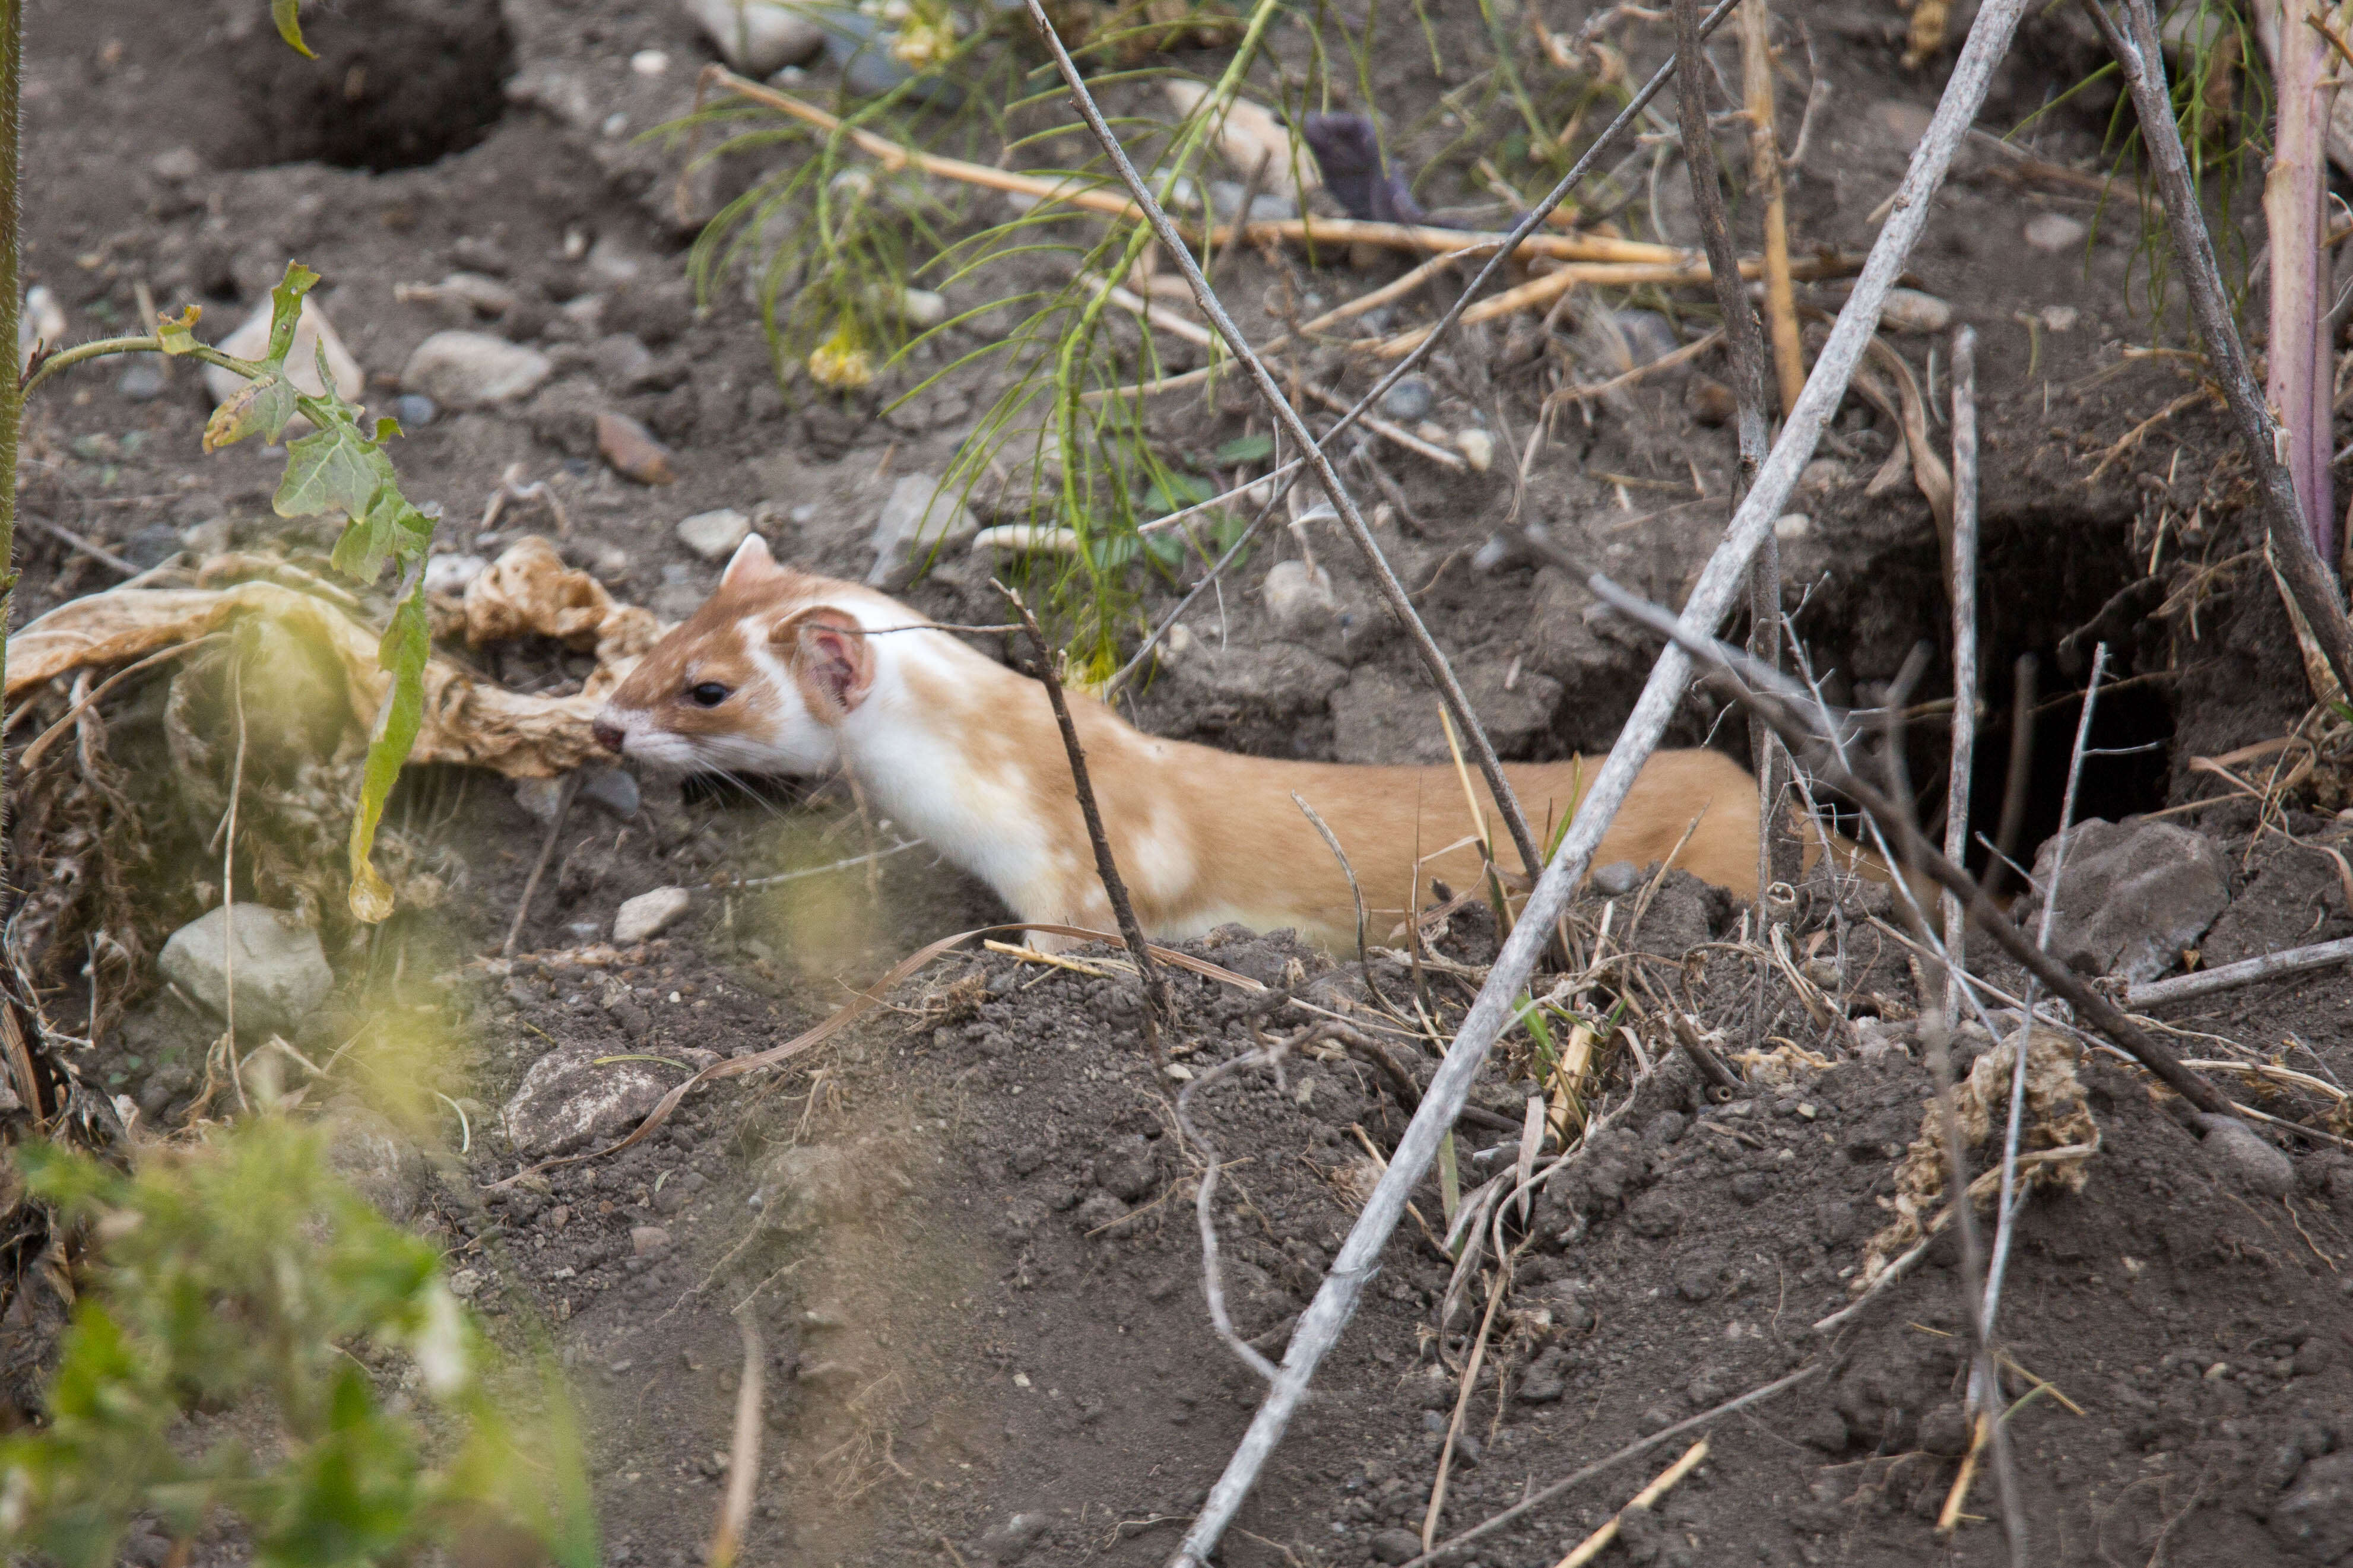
[18,335,258,401]
[0,0,20,846]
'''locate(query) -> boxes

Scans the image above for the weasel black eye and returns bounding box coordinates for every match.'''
[688,682,731,708]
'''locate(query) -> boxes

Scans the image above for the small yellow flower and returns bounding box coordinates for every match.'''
[807,320,875,390]
[890,13,956,69]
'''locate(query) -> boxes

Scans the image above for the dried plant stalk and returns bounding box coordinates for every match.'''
[1740,0,1806,414]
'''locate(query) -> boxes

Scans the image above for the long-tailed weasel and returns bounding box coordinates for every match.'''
[594,536,1779,950]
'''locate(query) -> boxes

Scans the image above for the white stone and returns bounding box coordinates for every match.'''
[681,0,825,75]
[630,49,671,75]
[1878,287,1953,334]
[158,905,333,1036]
[202,296,365,410]
[1263,558,1336,636]
[18,284,65,369]
[2023,212,2086,253]
[1773,512,1813,542]
[971,523,1082,556]
[399,331,552,410]
[677,507,753,561]
[1454,429,1494,472]
[614,886,693,945]
[2040,304,2080,333]
[867,474,980,585]
[897,287,947,328]
[424,553,489,596]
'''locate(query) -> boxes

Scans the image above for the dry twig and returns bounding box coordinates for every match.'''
[1163,0,2040,1553]
[1941,326,1981,1026]
[2084,0,2353,701]
[1020,1,1544,880]
[1000,585,1172,1021]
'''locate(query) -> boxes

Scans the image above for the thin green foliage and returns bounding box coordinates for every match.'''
[0,1121,597,1568]
[195,263,438,923]
[271,0,313,58]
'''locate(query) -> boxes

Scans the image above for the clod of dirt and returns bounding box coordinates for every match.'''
[2196,1113,2298,1197]
[2020,816,2230,982]
[2271,1452,2353,1561]
[208,0,515,172]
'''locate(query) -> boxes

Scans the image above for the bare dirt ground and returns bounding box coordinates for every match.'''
[18,0,2353,1564]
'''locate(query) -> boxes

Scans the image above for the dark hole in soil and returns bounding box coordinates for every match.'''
[208,1,515,173]
[1777,507,2175,884]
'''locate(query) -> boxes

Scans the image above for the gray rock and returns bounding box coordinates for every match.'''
[1330,664,1564,765]
[2197,1113,2295,1198]
[392,393,437,428]
[1370,1528,1423,1564]
[1591,861,1642,897]
[1093,1134,1159,1201]
[1261,559,1336,637]
[977,1512,1051,1567]
[502,1043,670,1156]
[118,359,169,401]
[2022,817,2228,982]
[1380,374,1433,423]
[158,905,332,1037]
[824,11,963,105]
[630,1224,673,1256]
[866,474,979,585]
[578,767,642,819]
[614,886,693,945]
[322,1099,430,1220]
[683,0,824,74]
[2272,1452,2353,1561]
[677,507,753,561]
[399,331,552,410]
[514,776,567,824]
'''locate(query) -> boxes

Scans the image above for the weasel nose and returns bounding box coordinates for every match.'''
[591,719,626,753]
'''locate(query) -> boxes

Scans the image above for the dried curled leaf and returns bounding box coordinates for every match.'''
[156,304,202,357]
[1853,1027,2101,1293]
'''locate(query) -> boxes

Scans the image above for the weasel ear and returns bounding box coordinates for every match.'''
[721,533,781,590]
[772,605,873,716]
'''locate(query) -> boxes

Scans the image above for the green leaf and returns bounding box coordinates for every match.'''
[1213,433,1274,466]
[276,423,394,523]
[271,0,316,58]
[264,262,321,368]
[348,588,430,923]
[372,415,404,443]
[329,490,411,584]
[156,305,202,357]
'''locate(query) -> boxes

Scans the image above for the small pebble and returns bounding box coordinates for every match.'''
[1380,375,1433,423]
[629,49,670,75]
[677,507,751,561]
[2024,212,2086,252]
[1773,512,1813,542]
[578,766,641,819]
[118,359,168,400]
[1454,428,1493,472]
[597,410,676,484]
[1878,287,1954,334]
[392,393,437,428]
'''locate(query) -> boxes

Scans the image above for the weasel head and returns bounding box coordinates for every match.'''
[593,535,882,776]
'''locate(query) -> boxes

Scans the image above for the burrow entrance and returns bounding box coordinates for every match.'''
[208,0,514,173]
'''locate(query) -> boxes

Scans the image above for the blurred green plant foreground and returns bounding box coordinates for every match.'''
[0,1121,597,1568]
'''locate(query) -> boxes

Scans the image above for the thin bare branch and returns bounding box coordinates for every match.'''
[1162,0,2040,1553]
[1000,584,1172,1021]
[1022,1,1544,879]
[2087,0,2353,697]
[1940,326,1980,1026]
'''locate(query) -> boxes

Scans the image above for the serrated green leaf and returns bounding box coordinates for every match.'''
[348,589,431,923]
[276,423,394,523]
[265,262,322,368]
[271,0,315,56]
[329,491,405,583]
[156,304,202,356]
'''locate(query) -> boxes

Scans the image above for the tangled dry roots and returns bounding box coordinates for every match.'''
[1855,1027,2102,1293]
